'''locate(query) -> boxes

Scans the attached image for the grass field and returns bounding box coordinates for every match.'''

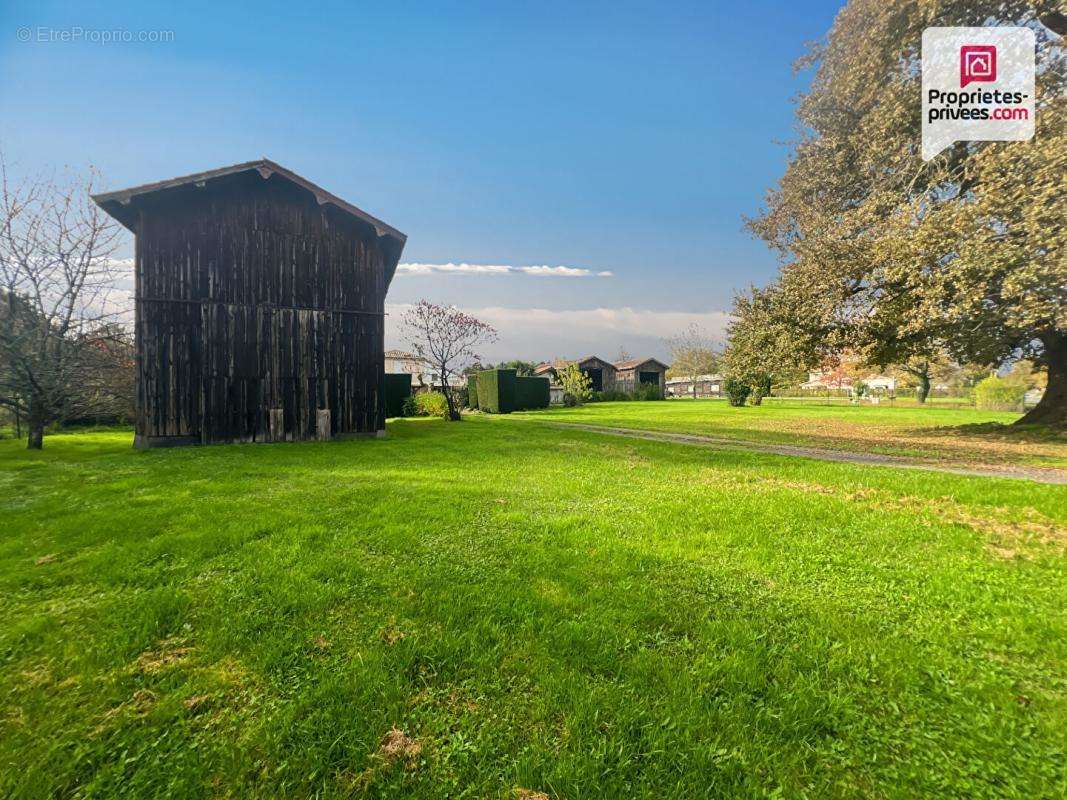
[2,412,1066,798]
[518,398,1067,473]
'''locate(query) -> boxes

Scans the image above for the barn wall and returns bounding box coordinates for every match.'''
[133,175,387,446]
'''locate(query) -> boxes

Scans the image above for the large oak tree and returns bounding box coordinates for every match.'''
[741,0,1066,425]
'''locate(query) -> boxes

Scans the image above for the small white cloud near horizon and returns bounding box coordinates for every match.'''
[396,262,613,278]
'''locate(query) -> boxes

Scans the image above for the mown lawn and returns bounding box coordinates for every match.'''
[518,399,1067,472]
[1,418,1065,799]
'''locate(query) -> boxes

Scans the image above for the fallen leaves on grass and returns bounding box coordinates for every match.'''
[693,467,1066,559]
[34,553,58,565]
[379,621,407,645]
[515,789,550,800]
[183,694,212,712]
[134,638,194,674]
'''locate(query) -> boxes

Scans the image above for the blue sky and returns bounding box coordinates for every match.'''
[0,0,843,360]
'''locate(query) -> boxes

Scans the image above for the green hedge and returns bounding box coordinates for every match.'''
[383,373,413,417]
[467,375,480,409]
[476,369,517,413]
[515,376,550,410]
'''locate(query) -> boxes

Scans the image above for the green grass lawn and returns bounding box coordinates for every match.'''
[2,418,1065,798]
[517,398,1067,472]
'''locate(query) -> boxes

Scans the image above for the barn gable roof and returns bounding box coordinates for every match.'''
[92,158,407,286]
[615,357,670,371]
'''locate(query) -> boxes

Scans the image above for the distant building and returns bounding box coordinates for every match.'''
[534,354,670,399]
[666,374,724,398]
[535,356,618,392]
[800,370,897,394]
[383,349,463,392]
[614,358,669,396]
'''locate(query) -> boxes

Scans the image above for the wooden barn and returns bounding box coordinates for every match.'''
[93,159,406,447]
[534,356,617,392]
[614,358,669,397]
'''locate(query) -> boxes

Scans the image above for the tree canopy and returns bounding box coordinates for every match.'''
[731,0,1066,425]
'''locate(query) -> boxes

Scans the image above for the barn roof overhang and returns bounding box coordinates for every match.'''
[614,358,670,371]
[92,158,407,288]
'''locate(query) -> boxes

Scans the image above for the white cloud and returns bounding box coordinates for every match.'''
[396,262,613,278]
[386,304,729,362]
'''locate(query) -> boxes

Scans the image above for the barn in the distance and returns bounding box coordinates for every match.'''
[93,159,406,447]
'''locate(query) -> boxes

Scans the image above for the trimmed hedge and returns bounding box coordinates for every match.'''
[467,375,480,409]
[383,373,413,417]
[515,376,550,410]
[476,369,517,413]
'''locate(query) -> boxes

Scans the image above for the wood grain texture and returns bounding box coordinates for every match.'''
[129,172,391,446]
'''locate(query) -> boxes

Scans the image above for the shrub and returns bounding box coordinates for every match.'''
[725,378,751,407]
[466,375,480,409]
[477,369,517,413]
[973,375,1025,411]
[515,376,550,410]
[749,374,773,405]
[562,392,579,407]
[401,395,418,417]
[556,364,593,405]
[634,382,663,401]
[414,391,450,418]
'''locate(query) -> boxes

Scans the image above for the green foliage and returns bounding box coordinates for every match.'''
[515,376,550,410]
[725,379,752,407]
[383,373,413,418]
[556,363,593,405]
[974,375,1025,411]
[589,386,663,402]
[414,391,450,418]
[634,382,664,401]
[466,375,479,409]
[494,359,539,377]
[476,369,517,414]
[744,0,1067,425]
[401,395,418,417]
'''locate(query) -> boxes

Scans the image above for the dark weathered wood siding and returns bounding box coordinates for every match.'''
[132,174,388,445]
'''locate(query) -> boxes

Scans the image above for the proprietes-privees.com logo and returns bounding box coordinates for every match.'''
[927,44,1030,124]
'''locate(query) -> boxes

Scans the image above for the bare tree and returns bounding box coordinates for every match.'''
[0,156,125,448]
[401,300,496,421]
[665,324,720,398]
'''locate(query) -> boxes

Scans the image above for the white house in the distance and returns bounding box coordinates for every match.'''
[384,350,464,392]
[801,370,897,393]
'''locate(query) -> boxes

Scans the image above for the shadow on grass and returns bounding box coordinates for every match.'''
[926,421,1067,444]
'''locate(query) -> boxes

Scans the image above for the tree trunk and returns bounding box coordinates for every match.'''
[1017,333,1067,427]
[26,398,45,449]
[916,373,931,404]
[443,382,460,422]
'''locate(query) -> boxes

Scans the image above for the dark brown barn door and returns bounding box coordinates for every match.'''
[584,368,603,392]
[639,371,659,385]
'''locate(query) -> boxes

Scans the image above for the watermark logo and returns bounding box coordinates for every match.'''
[15,26,174,44]
[960,45,996,87]
[921,28,1034,160]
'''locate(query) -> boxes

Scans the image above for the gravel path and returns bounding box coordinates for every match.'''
[543,422,1067,485]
